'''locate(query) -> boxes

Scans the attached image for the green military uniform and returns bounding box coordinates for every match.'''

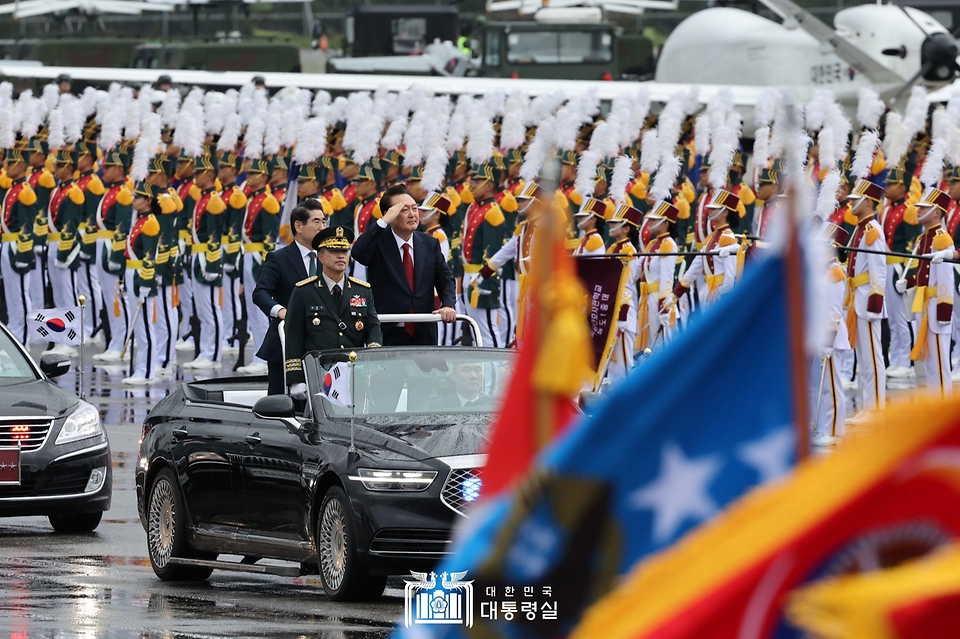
[284,227,383,385]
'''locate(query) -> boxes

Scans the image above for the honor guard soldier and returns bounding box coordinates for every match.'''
[572,198,609,256]
[0,138,39,344]
[122,182,162,385]
[899,187,954,397]
[174,148,198,352]
[844,178,887,416]
[285,226,382,398]
[75,136,106,341]
[670,189,742,308]
[353,161,383,237]
[418,191,456,344]
[24,134,54,314]
[494,158,521,345]
[237,157,281,375]
[811,242,849,446]
[152,158,182,378]
[93,149,134,363]
[606,203,642,384]
[462,157,507,348]
[184,153,228,370]
[942,165,960,381]
[46,146,86,346]
[638,201,680,351]
[881,158,922,381]
[267,153,290,206]
[218,148,248,355]
[753,159,784,239]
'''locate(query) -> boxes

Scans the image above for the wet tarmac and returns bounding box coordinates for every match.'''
[0,344,403,638]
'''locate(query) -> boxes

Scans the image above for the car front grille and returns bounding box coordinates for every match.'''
[369,528,451,555]
[440,467,482,517]
[0,418,53,452]
[0,469,90,498]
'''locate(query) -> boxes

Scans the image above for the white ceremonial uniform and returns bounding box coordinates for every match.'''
[678,224,738,308]
[906,227,954,397]
[606,239,639,384]
[846,215,887,412]
[812,262,849,438]
[640,233,679,349]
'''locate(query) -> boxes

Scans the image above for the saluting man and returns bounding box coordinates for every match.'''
[285,226,382,399]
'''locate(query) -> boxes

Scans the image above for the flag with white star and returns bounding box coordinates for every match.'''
[395,243,801,639]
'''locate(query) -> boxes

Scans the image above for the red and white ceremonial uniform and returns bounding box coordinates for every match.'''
[845,213,887,411]
[812,260,849,438]
[676,224,738,307]
[639,232,678,350]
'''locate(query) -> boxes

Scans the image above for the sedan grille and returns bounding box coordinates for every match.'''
[369,528,451,555]
[0,418,53,452]
[440,468,482,517]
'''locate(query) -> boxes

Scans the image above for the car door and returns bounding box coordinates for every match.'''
[236,416,305,542]
[171,405,251,530]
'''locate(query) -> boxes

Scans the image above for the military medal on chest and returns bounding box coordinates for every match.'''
[355,320,364,331]
[312,317,320,326]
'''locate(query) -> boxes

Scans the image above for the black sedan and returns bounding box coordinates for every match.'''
[136,347,512,600]
[0,323,112,532]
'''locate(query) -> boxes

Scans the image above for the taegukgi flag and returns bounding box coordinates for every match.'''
[318,362,353,408]
[28,308,82,346]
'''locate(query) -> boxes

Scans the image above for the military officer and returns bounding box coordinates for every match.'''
[285,226,382,398]
[75,137,105,341]
[46,146,86,352]
[218,149,249,355]
[122,182,162,385]
[0,140,40,345]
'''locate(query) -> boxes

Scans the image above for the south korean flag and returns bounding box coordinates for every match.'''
[28,308,82,346]
[318,362,353,408]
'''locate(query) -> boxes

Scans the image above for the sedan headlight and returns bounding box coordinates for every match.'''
[56,401,103,445]
[348,468,438,492]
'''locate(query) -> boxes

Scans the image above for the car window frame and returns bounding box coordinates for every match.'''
[0,323,41,381]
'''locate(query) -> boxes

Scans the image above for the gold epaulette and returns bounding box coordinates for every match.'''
[348,276,371,288]
[296,275,318,287]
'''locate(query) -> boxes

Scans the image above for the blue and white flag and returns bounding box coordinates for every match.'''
[319,362,352,408]
[395,247,802,638]
[28,308,82,346]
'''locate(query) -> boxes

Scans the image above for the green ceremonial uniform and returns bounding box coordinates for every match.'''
[284,275,383,385]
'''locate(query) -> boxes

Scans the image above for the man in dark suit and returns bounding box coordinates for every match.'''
[351,184,457,345]
[253,201,326,394]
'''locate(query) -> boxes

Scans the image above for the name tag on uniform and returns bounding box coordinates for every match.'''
[349,295,366,308]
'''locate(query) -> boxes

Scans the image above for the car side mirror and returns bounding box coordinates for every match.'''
[253,395,297,420]
[39,354,71,379]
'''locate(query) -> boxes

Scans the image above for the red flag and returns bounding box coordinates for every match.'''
[480,211,589,499]
[572,395,960,639]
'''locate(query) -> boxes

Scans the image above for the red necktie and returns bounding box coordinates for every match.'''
[402,243,415,336]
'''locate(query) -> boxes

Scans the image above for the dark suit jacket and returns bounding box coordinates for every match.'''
[253,243,308,363]
[351,220,457,345]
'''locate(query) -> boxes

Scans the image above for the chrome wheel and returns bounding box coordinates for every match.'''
[148,477,176,568]
[319,497,348,591]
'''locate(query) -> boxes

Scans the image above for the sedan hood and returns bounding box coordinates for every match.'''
[349,414,491,462]
[0,379,79,419]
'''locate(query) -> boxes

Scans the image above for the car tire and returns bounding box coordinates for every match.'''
[316,486,386,601]
[48,511,102,533]
[147,468,213,582]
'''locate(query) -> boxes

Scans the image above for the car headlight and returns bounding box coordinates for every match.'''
[348,468,438,492]
[56,401,103,445]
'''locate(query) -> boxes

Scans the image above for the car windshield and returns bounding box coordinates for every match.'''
[307,348,514,418]
[0,328,37,383]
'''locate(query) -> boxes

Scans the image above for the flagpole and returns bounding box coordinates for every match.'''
[348,351,357,455]
[77,295,86,400]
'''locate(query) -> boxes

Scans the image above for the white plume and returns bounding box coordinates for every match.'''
[947,87,960,125]
[327,96,349,124]
[920,136,947,189]
[0,106,14,150]
[650,154,682,204]
[818,127,836,172]
[754,88,780,129]
[466,100,495,165]
[343,92,372,152]
[312,90,331,117]
[575,150,600,199]
[694,114,710,158]
[933,107,951,142]
[47,107,64,151]
[403,114,425,168]
[131,112,161,183]
[381,115,407,151]
[804,89,832,131]
[753,126,771,176]
[217,113,242,152]
[610,155,633,207]
[518,116,555,183]
[851,129,880,180]
[60,95,83,143]
[264,106,282,156]
[815,169,842,219]
[500,92,528,151]
[883,111,911,168]
[950,127,960,167]
[160,89,181,128]
[857,87,885,130]
[98,100,123,151]
[244,113,265,160]
[903,85,929,137]
[639,129,659,175]
[421,146,449,194]
[80,86,99,117]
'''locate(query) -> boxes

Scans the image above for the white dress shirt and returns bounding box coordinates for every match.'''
[270,241,317,318]
[322,272,345,295]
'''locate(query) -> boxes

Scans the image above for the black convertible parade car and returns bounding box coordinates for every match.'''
[0,322,112,532]
[136,346,512,600]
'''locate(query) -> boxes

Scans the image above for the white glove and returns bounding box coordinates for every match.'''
[617,320,629,333]
[663,292,678,309]
[895,278,907,294]
[290,383,307,400]
[927,248,955,264]
[866,312,883,322]
[822,347,834,359]
[658,313,672,328]
[718,244,740,258]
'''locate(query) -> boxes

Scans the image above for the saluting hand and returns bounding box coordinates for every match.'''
[381,201,405,226]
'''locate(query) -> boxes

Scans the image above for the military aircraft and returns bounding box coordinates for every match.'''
[0,0,957,128]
